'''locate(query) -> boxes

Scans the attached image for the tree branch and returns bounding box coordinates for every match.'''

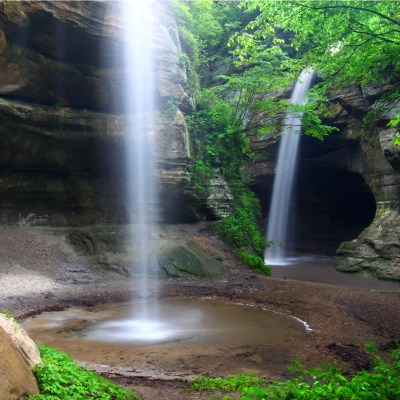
[299,4,400,28]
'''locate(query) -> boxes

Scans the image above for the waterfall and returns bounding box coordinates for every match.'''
[265,70,314,266]
[122,0,159,321]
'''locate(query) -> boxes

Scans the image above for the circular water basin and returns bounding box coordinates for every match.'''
[23,299,307,379]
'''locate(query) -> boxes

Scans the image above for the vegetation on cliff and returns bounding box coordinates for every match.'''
[172,0,400,268]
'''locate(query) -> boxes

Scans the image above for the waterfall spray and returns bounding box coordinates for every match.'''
[265,70,314,265]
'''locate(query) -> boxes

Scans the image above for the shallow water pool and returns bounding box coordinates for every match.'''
[23,299,307,379]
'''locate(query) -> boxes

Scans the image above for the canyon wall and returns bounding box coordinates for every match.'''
[248,84,400,280]
[0,0,196,226]
[0,1,398,280]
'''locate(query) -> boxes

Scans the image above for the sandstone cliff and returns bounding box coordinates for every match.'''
[248,83,400,280]
[0,0,195,225]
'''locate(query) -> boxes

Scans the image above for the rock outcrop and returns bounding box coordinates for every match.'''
[68,223,228,278]
[248,83,400,279]
[0,315,40,399]
[0,0,196,225]
[330,85,400,280]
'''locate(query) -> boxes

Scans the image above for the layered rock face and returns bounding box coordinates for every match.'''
[248,84,400,279]
[0,0,195,225]
[329,85,400,280]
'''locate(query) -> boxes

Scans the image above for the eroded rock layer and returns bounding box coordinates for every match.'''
[0,0,195,225]
[248,83,400,279]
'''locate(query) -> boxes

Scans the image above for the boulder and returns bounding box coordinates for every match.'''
[0,317,40,400]
[0,314,41,368]
[159,241,227,278]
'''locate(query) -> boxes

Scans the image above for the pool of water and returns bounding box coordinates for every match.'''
[270,255,400,291]
[23,299,307,379]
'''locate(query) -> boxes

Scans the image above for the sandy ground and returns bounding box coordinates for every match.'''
[1,225,400,399]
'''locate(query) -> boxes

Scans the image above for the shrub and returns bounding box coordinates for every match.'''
[238,253,271,276]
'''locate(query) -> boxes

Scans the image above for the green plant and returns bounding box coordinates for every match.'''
[188,159,213,198]
[387,114,400,147]
[1,309,14,319]
[394,133,400,147]
[233,0,400,137]
[191,347,400,400]
[190,374,268,392]
[238,253,271,276]
[215,188,266,257]
[28,345,139,400]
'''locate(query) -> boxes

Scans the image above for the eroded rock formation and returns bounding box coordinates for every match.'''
[248,83,400,280]
[329,85,400,280]
[0,315,40,400]
[0,0,195,225]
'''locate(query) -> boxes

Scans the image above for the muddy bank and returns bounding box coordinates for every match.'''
[1,224,400,399]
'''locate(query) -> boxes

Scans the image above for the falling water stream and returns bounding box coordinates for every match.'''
[265,70,314,266]
[123,0,163,337]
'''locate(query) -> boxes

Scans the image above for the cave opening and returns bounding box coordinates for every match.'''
[289,166,376,255]
[253,153,377,257]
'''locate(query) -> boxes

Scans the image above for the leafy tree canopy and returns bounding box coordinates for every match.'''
[236,0,400,85]
[234,0,400,128]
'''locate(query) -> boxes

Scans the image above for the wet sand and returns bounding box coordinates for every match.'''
[1,225,400,399]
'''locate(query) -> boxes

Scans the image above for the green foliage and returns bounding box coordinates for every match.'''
[215,189,266,257]
[188,159,213,198]
[187,89,243,172]
[238,253,271,276]
[171,0,225,93]
[237,1,400,83]
[387,113,400,147]
[28,345,139,400]
[1,309,14,319]
[190,374,267,392]
[187,89,267,261]
[394,134,400,148]
[234,0,400,129]
[191,348,400,400]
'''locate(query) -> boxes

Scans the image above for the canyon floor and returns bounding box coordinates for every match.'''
[1,225,400,400]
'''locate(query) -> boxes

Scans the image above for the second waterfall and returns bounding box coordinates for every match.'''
[265,70,314,266]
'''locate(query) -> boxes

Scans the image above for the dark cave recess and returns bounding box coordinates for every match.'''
[252,135,376,256]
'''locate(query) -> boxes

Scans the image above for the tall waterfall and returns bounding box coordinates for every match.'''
[265,70,314,265]
[123,0,158,321]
